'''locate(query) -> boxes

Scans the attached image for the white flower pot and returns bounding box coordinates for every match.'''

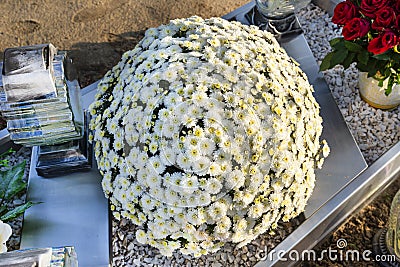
[358,72,400,110]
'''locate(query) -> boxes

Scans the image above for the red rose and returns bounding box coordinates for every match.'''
[394,2,400,13]
[360,0,390,18]
[368,30,399,54]
[396,15,400,30]
[372,6,396,30]
[342,18,370,41]
[332,1,359,25]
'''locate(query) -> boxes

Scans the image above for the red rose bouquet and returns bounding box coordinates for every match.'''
[320,0,400,95]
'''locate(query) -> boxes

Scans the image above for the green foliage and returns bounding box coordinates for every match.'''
[320,51,333,71]
[1,202,35,221]
[0,148,15,168]
[0,161,26,200]
[320,37,400,95]
[0,151,38,222]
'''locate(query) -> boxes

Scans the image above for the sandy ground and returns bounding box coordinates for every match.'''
[0,1,399,266]
[0,0,248,86]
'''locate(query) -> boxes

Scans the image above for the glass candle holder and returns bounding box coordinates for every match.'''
[255,0,311,18]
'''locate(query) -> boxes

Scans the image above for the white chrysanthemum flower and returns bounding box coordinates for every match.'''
[113,138,123,151]
[225,169,245,189]
[248,203,265,219]
[176,153,192,170]
[148,142,158,155]
[114,175,130,189]
[141,194,156,211]
[214,216,232,234]
[163,68,178,82]
[136,152,149,169]
[187,146,201,160]
[136,229,148,244]
[90,16,329,257]
[186,209,203,226]
[180,176,199,193]
[322,140,330,158]
[198,138,215,155]
[207,202,227,220]
[159,147,177,166]
[192,156,210,176]
[203,178,222,194]
[198,191,211,206]
[208,162,223,176]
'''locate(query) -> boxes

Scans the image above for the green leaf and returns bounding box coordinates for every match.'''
[331,49,349,67]
[375,60,387,73]
[356,62,370,73]
[385,87,393,95]
[344,41,363,53]
[357,51,369,65]
[0,206,7,216]
[372,52,392,60]
[384,68,391,78]
[320,51,334,71]
[396,73,400,83]
[357,60,377,77]
[385,76,394,95]
[0,161,26,200]
[363,59,379,77]
[0,201,35,222]
[0,148,15,168]
[343,53,356,69]
[329,37,343,48]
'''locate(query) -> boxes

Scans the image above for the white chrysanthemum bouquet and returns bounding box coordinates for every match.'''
[89,16,329,257]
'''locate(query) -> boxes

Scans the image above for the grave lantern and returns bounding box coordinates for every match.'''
[373,188,400,265]
[246,0,311,40]
[255,0,311,18]
[386,189,400,261]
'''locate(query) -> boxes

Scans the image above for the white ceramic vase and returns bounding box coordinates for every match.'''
[358,72,400,110]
